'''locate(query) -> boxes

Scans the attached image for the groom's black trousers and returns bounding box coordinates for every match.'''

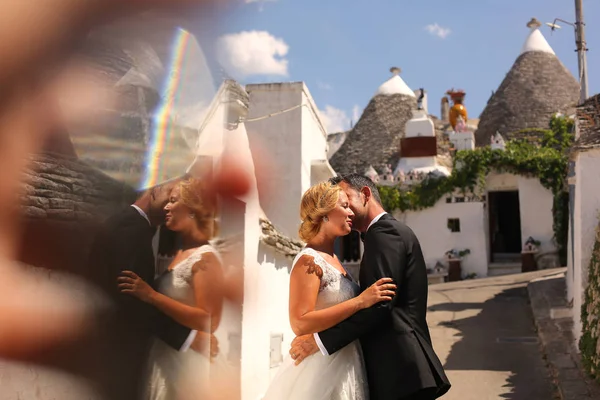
[400,387,439,400]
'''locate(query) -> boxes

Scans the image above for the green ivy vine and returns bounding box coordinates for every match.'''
[378,115,573,263]
[580,222,600,380]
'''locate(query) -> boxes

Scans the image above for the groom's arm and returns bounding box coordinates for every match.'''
[144,296,197,351]
[101,228,196,352]
[116,245,196,352]
[315,223,407,355]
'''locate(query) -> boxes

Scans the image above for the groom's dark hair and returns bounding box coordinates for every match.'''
[329,173,382,205]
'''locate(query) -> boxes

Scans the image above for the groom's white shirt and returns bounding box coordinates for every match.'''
[130,205,198,352]
[313,211,388,356]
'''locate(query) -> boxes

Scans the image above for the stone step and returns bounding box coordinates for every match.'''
[488,262,522,277]
[492,253,522,263]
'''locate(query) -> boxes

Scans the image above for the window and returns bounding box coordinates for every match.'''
[446,197,452,203]
[269,333,284,368]
[447,218,461,232]
[228,332,242,364]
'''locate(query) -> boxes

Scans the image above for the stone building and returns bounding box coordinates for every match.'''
[329,67,418,175]
[474,18,580,146]
[566,93,600,343]
[387,18,577,279]
[326,20,573,280]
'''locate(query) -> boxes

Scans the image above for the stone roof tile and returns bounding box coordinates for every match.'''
[475,49,579,146]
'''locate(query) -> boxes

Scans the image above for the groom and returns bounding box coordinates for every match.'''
[290,174,451,400]
[88,177,216,400]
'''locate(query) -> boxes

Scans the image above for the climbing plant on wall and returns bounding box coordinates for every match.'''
[378,115,573,263]
[580,221,600,380]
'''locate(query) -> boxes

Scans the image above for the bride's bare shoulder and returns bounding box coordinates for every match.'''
[191,250,222,275]
[292,254,323,279]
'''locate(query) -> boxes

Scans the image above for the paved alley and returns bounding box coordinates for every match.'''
[428,270,560,400]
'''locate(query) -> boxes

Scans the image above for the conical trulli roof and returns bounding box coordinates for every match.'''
[330,68,417,175]
[474,18,580,146]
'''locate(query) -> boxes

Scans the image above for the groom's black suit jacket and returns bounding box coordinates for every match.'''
[87,206,192,400]
[319,214,451,400]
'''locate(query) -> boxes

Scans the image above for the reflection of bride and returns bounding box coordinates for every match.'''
[118,178,229,400]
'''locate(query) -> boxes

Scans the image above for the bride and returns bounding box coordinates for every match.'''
[117,178,226,400]
[262,181,396,400]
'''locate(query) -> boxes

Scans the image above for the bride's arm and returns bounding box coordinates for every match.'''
[118,255,223,332]
[191,252,224,333]
[289,255,395,337]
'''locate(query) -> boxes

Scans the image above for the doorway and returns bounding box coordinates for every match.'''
[488,191,522,262]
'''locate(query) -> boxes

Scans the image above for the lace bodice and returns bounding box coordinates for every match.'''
[292,247,360,310]
[156,245,220,307]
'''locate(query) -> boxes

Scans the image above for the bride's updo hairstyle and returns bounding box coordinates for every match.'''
[179,178,219,237]
[299,181,341,242]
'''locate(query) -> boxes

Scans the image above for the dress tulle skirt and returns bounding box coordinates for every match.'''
[145,339,233,400]
[261,340,369,400]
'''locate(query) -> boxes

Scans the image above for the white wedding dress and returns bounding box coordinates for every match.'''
[145,244,230,400]
[262,247,369,400]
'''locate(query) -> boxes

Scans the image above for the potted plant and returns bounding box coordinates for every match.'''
[444,248,470,282]
[522,236,540,272]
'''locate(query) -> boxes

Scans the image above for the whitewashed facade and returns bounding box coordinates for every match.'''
[391,172,557,280]
[241,82,334,400]
[567,147,600,342]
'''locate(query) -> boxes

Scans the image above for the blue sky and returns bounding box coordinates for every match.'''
[195,0,599,133]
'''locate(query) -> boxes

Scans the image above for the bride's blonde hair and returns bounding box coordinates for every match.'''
[298,181,341,242]
[179,178,219,237]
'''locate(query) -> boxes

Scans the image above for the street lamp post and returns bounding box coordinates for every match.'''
[546,0,589,104]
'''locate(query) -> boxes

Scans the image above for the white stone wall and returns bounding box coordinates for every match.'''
[570,149,600,343]
[243,82,332,400]
[486,172,519,191]
[216,121,266,400]
[242,245,294,400]
[246,82,331,239]
[0,265,108,400]
[299,83,330,187]
[517,176,557,256]
[394,198,489,278]
[0,361,103,400]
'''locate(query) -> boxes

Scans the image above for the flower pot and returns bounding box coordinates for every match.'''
[521,251,537,272]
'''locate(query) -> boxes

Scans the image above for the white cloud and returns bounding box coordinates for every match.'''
[216,31,289,78]
[317,81,333,91]
[320,106,350,134]
[352,105,362,123]
[320,105,361,133]
[425,23,451,39]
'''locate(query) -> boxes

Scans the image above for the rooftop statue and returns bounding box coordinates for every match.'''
[455,115,467,133]
[417,88,425,110]
[446,89,467,132]
[491,131,506,150]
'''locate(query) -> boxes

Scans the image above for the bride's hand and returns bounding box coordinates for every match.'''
[356,278,396,309]
[117,271,156,303]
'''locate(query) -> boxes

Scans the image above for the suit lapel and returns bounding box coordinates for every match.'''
[362,213,394,240]
[359,213,394,288]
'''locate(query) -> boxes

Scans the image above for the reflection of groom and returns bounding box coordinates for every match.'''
[88,177,216,400]
[290,174,451,400]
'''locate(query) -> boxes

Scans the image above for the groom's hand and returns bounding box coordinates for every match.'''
[191,331,219,359]
[290,334,319,365]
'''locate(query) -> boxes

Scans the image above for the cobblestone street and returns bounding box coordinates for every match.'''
[427,270,559,400]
